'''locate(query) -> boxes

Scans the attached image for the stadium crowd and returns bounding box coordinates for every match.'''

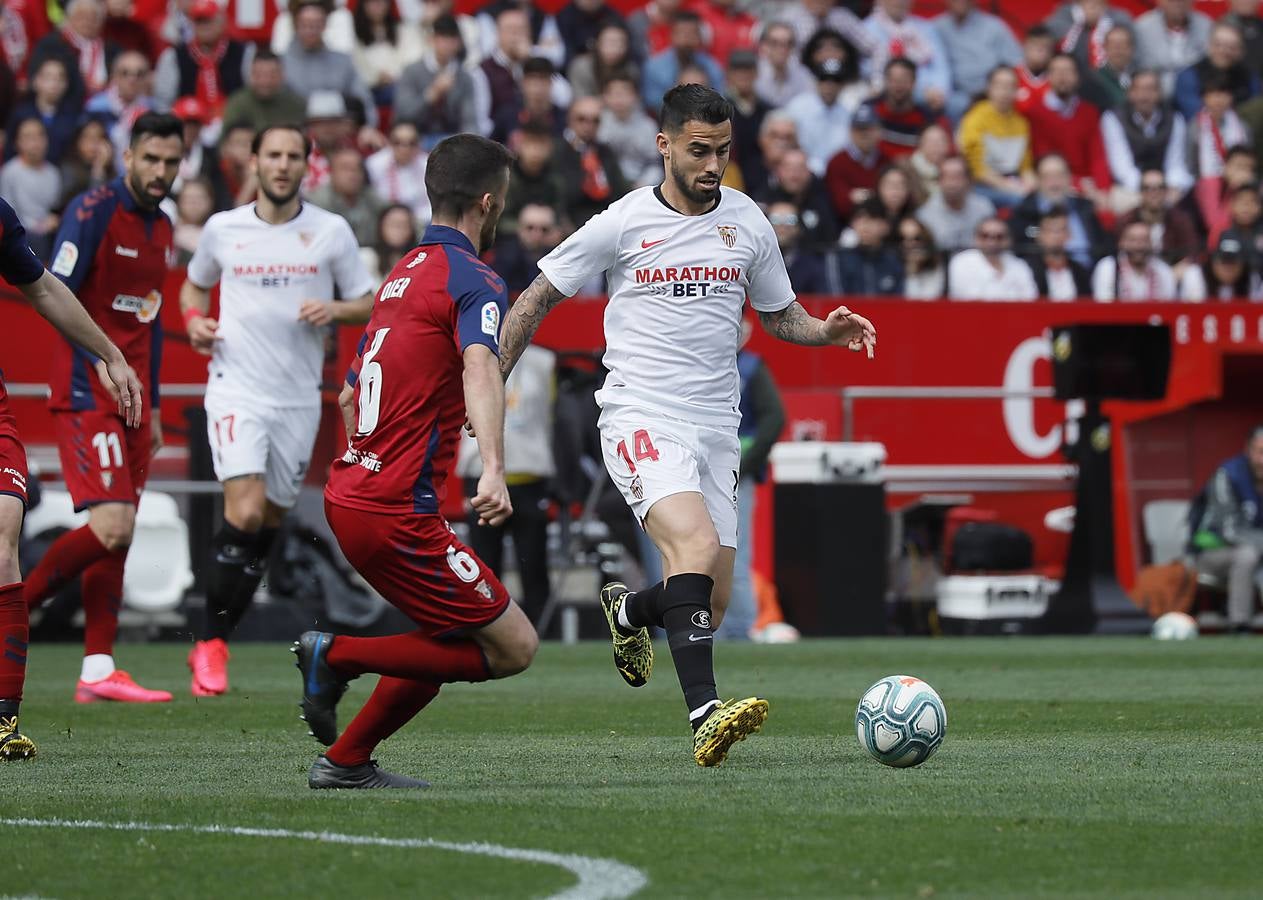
[3,0,1263,303]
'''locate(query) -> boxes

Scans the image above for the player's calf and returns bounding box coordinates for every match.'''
[660,573,722,730]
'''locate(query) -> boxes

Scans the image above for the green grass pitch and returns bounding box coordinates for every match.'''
[5,638,1262,899]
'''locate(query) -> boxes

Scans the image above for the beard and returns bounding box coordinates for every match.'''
[260,178,301,207]
[478,211,500,252]
[128,171,168,210]
[670,157,720,206]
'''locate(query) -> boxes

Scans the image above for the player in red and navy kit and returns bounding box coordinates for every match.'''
[292,134,539,790]
[0,197,143,759]
[22,112,183,704]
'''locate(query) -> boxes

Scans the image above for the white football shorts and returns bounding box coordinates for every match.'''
[598,402,740,548]
[204,388,321,509]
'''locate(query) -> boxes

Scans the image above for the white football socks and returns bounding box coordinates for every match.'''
[80,654,115,683]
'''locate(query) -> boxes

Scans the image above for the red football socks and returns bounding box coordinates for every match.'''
[81,550,127,657]
[327,630,491,683]
[325,676,440,767]
[0,582,27,700]
[25,525,110,611]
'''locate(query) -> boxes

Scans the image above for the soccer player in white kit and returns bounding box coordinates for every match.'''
[179,125,376,697]
[499,85,877,767]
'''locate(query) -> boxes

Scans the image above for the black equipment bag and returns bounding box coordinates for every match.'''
[950,522,1034,572]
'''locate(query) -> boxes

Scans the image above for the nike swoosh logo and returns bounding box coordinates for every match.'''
[640,237,668,249]
[688,634,713,642]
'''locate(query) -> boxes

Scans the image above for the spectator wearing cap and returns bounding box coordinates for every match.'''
[1024,53,1111,207]
[1010,153,1109,271]
[1091,219,1179,301]
[691,0,757,68]
[824,105,887,222]
[958,65,1035,209]
[567,21,638,100]
[309,146,387,246]
[948,216,1039,300]
[28,0,119,109]
[1082,24,1138,112]
[491,202,562,294]
[169,96,215,196]
[283,0,378,128]
[492,56,566,145]
[395,13,480,138]
[154,0,253,116]
[302,90,355,193]
[1100,71,1192,210]
[85,50,156,163]
[221,48,308,133]
[783,53,863,177]
[782,0,875,61]
[756,147,840,248]
[868,58,941,160]
[555,0,627,71]
[934,0,1021,124]
[836,199,904,296]
[365,121,430,226]
[556,95,628,227]
[1134,0,1211,98]
[726,49,770,193]
[598,72,660,187]
[1115,169,1200,267]
[754,21,813,109]
[502,121,569,236]
[1173,21,1259,121]
[864,0,952,114]
[766,199,833,294]
[1191,235,1259,301]
[915,155,995,254]
[743,110,798,199]
[641,10,724,112]
[1023,205,1092,300]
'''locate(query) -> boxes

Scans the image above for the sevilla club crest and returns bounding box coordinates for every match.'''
[717,225,737,248]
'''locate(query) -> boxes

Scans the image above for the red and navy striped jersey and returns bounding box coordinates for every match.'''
[0,197,46,288]
[47,178,172,418]
[326,225,509,515]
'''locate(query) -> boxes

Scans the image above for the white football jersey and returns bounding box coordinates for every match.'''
[186,202,376,406]
[538,186,794,428]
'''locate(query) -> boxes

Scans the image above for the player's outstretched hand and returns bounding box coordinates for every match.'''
[187,315,219,355]
[471,472,512,527]
[96,357,144,428]
[822,305,876,358]
[298,300,334,327]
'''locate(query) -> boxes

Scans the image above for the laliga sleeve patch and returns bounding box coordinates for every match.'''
[481,301,500,339]
[51,241,79,277]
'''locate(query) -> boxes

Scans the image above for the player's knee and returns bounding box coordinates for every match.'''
[489,630,539,678]
[89,506,136,550]
[671,532,720,576]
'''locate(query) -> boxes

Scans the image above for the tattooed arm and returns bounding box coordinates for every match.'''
[499,273,569,380]
[758,301,877,357]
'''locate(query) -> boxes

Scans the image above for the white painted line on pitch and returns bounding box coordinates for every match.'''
[0,818,648,900]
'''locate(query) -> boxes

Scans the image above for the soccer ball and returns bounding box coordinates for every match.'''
[855,675,946,768]
[1151,611,1198,640]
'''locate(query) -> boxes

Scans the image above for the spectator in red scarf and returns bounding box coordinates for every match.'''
[154,0,254,118]
[27,0,118,109]
[1044,1,1134,72]
[1016,24,1055,115]
[556,94,627,228]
